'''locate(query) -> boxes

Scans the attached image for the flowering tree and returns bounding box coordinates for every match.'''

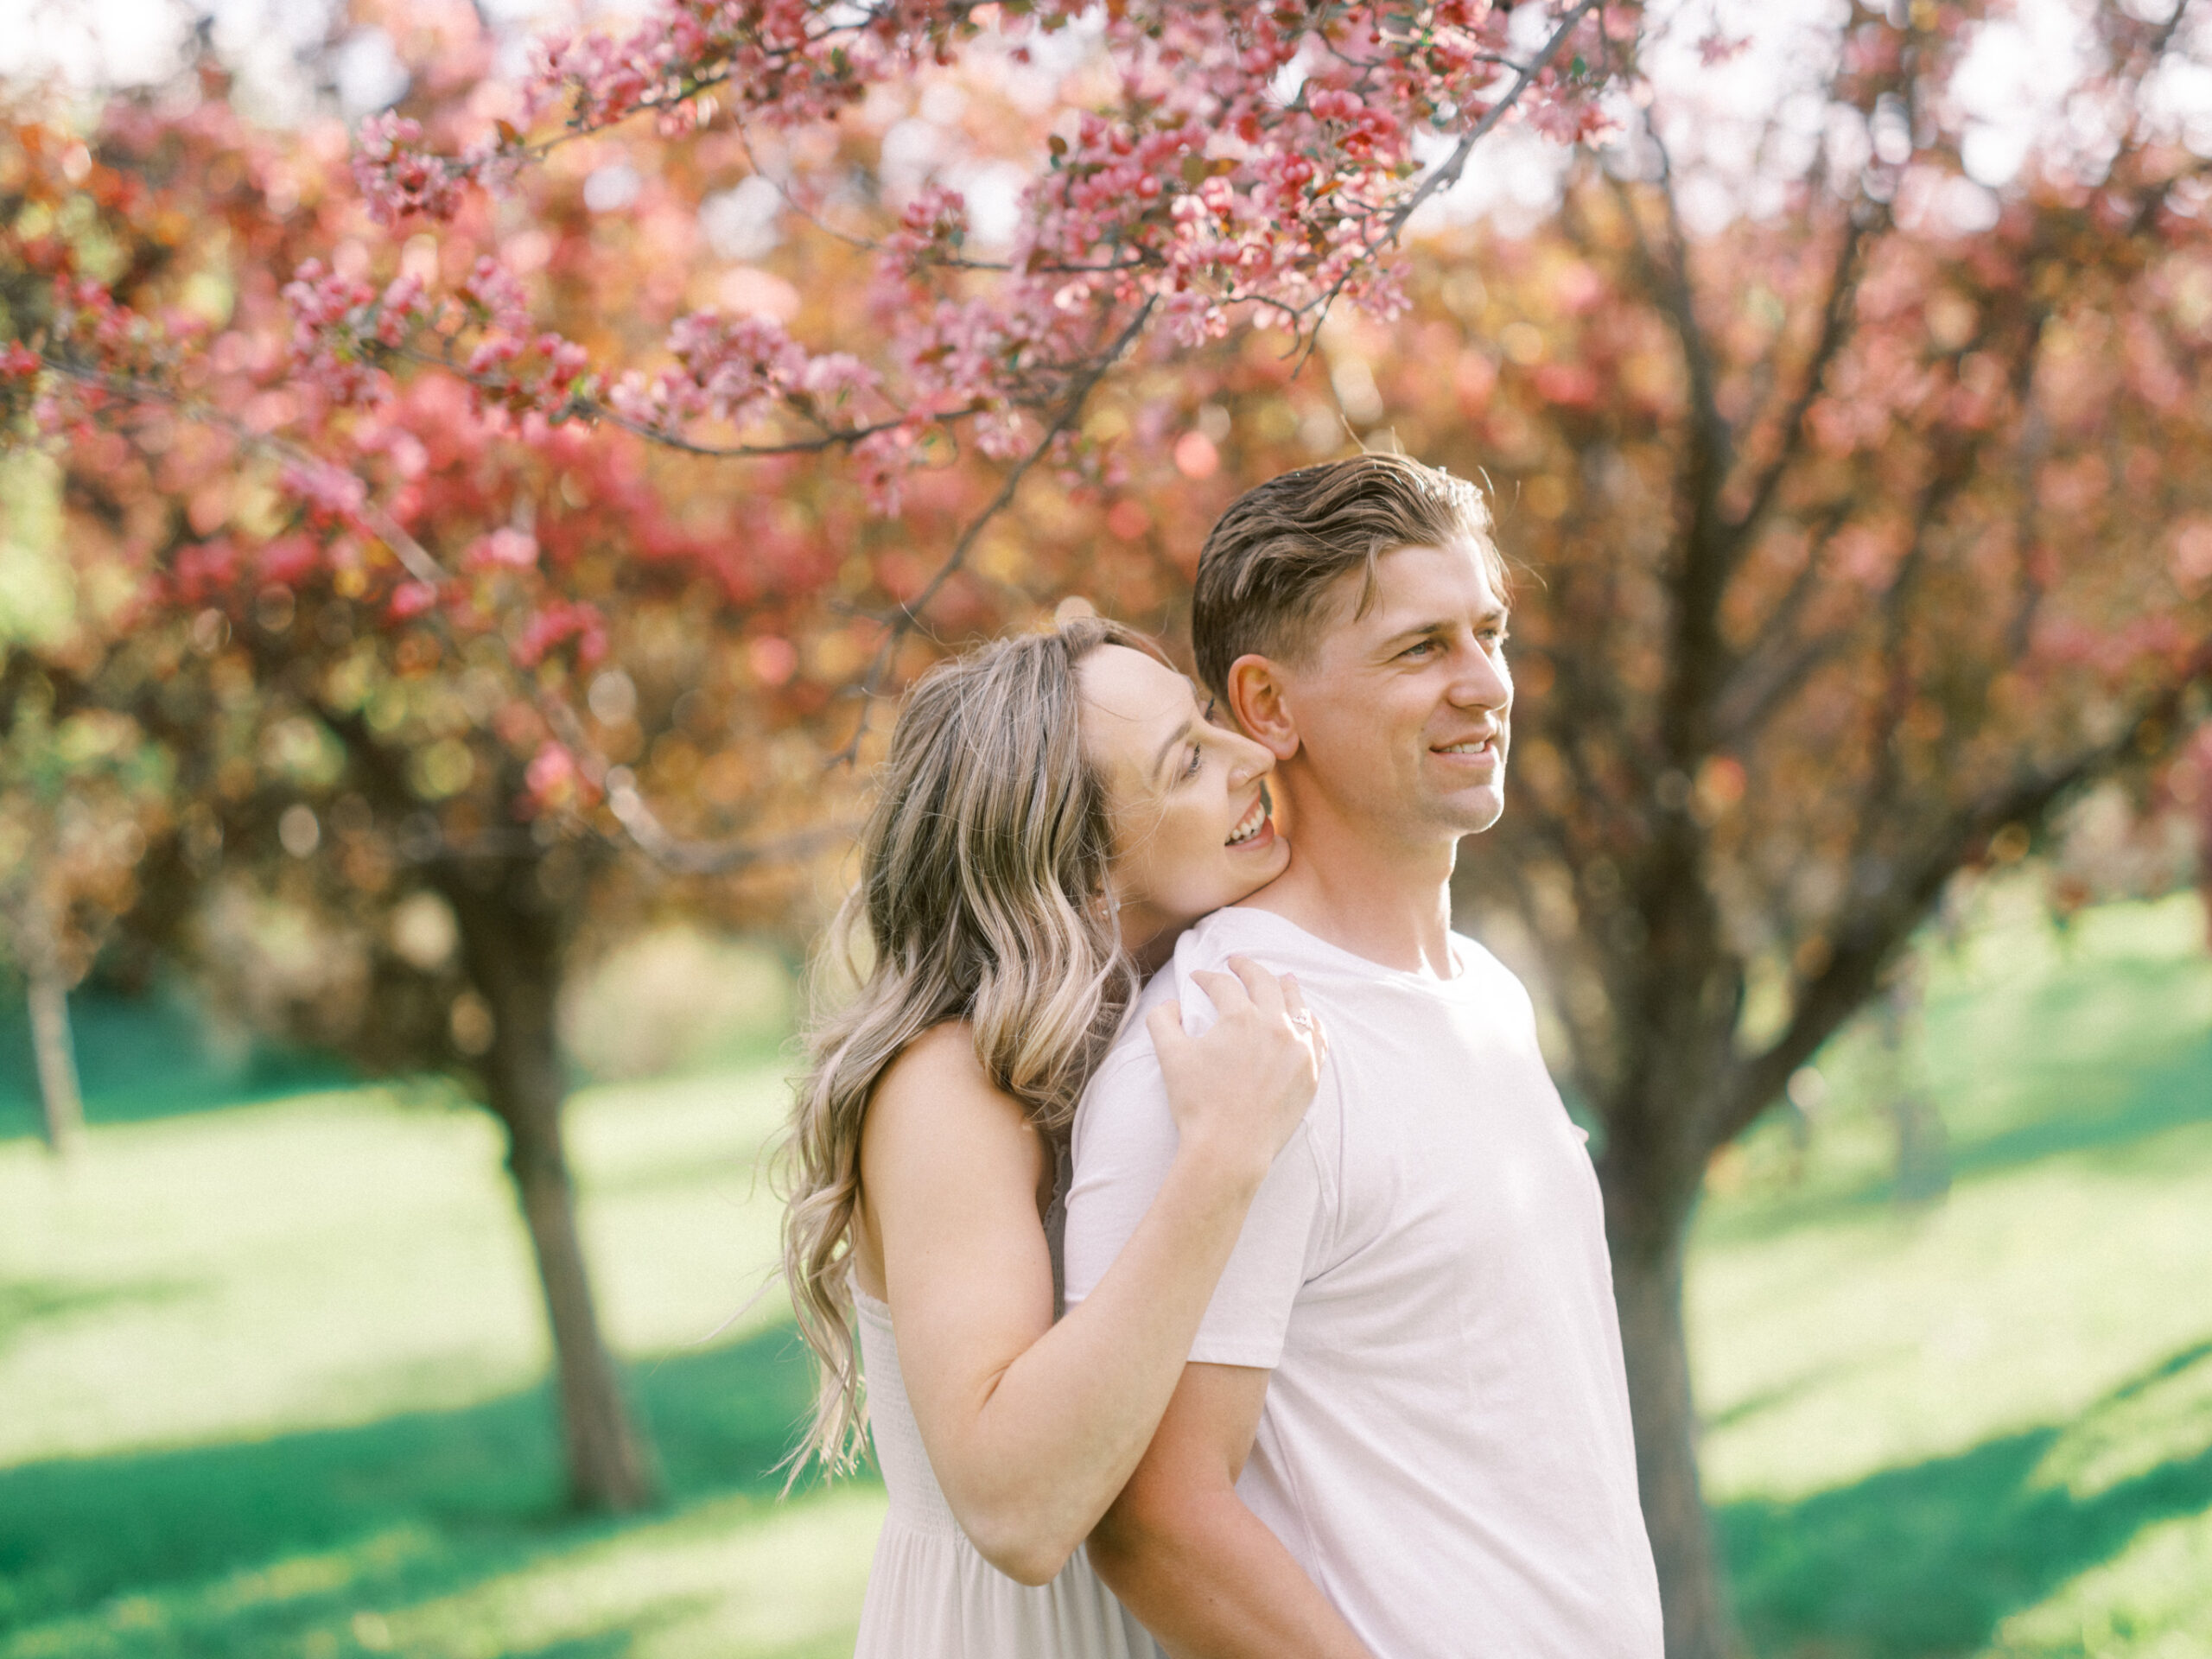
[1142,0,2212,1649]
[3,0,1631,1513]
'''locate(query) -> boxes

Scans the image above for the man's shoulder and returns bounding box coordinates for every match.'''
[1173,904,1339,975]
[1448,931,1537,1001]
[1449,929,1514,982]
[1080,910,1303,1112]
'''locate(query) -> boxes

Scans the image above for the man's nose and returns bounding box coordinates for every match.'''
[1448,641,1511,710]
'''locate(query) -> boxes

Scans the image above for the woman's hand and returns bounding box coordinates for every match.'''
[1147,955,1326,1191]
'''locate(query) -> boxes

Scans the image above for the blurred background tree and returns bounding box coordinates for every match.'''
[8,0,1622,1521]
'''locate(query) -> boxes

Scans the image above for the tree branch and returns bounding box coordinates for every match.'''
[1724,207,1876,551]
[828,294,1157,765]
[1709,502,1855,747]
[1715,640,2212,1149]
[1287,0,1605,363]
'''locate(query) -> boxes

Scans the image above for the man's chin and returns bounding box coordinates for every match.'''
[1436,784,1506,837]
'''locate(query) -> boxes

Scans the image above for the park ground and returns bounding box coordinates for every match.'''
[1,885,2209,1658]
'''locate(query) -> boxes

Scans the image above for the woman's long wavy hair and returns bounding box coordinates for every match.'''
[778,615,1161,1475]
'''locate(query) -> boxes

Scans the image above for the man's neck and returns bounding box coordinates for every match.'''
[1238,784,1461,977]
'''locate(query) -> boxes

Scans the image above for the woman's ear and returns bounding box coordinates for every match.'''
[1226,654,1300,760]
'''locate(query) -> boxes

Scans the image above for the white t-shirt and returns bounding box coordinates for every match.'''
[1064,906,1663,1659]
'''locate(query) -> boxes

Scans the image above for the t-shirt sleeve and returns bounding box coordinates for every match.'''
[1063,1033,1325,1370]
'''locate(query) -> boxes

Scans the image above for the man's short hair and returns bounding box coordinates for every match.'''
[1191,453,1503,695]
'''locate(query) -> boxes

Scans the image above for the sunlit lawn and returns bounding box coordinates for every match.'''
[0,1036,884,1659]
[1697,888,2212,1657]
[2,887,2208,1657]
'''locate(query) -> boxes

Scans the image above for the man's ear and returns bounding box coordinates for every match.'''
[1225,654,1300,760]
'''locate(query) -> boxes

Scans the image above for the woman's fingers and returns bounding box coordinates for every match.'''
[1185,960,1319,1071]
[1186,966,1252,1015]
[1145,1001,1188,1058]
[1224,955,1286,1020]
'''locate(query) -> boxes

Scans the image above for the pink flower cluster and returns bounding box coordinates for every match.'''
[608,311,885,438]
[526,0,969,137]
[0,340,39,423]
[354,111,486,227]
[467,526,540,570]
[282,260,438,407]
[318,0,1631,510]
[279,457,372,526]
[513,599,610,669]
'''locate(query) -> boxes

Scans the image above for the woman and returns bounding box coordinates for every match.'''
[779,614,1321,1656]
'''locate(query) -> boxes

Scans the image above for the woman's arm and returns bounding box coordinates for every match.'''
[857,958,1319,1586]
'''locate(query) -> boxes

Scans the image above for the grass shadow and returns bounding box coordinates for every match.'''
[1721,1339,2212,1656]
[0,988,353,1141]
[1703,1018,2212,1249]
[0,1276,205,1357]
[1939,1027,2212,1183]
[0,1320,868,1639]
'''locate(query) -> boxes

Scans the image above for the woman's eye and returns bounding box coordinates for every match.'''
[1185,743,1205,779]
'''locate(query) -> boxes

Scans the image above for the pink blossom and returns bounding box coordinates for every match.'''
[279,458,371,524]
[512,600,609,669]
[283,259,388,407]
[460,257,532,335]
[853,424,918,517]
[523,741,588,810]
[467,526,540,570]
[353,111,474,226]
[387,580,442,620]
[658,311,810,425]
[257,534,321,585]
[798,352,882,407]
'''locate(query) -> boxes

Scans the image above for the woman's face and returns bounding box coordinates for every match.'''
[1078,644,1288,965]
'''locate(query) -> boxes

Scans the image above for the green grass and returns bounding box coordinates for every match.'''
[1697,887,2212,1657]
[0,1039,884,1659]
[2,887,2208,1657]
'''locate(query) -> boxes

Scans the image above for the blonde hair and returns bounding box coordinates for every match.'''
[777,615,1162,1475]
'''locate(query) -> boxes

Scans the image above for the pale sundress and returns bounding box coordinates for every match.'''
[850,1286,1165,1658]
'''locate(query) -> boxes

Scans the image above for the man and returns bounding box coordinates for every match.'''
[1063,454,1663,1656]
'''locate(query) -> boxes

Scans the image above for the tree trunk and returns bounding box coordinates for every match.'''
[441,860,658,1514]
[26,962,85,1158]
[1612,1230,1734,1659]
[502,1054,658,1512]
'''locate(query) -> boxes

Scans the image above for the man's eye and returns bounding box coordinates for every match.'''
[1402,640,1438,659]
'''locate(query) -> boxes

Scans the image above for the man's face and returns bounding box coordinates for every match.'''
[1277,537,1512,840]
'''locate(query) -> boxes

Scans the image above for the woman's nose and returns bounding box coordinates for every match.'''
[1228,733,1274,784]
